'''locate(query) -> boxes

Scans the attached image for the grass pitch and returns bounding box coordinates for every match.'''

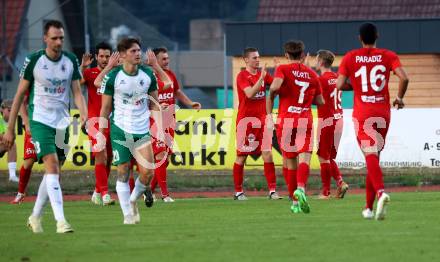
[1,192,439,262]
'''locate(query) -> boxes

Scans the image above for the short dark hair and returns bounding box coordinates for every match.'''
[117,38,141,52]
[152,47,168,56]
[95,42,112,53]
[359,23,378,45]
[44,20,63,35]
[284,40,304,60]
[317,49,335,68]
[243,47,258,58]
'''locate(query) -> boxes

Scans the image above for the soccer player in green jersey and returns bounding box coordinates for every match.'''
[97,38,162,224]
[3,20,88,233]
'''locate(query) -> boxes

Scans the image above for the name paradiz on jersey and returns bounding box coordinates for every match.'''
[355,55,383,63]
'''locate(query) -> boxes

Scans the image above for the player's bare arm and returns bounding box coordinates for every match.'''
[19,94,31,135]
[72,79,88,126]
[313,93,325,106]
[336,74,348,91]
[392,67,409,109]
[243,63,267,99]
[95,94,112,152]
[145,49,172,89]
[94,52,120,88]
[3,79,30,149]
[149,90,164,141]
[266,77,283,114]
[175,89,201,110]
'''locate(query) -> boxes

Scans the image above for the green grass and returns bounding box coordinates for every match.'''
[1,192,439,262]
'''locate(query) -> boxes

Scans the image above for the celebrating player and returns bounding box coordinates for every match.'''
[98,38,162,224]
[315,50,349,199]
[148,47,201,202]
[3,20,88,233]
[233,47,280,201]
[80,42,117,206]
[336,23,409,220]
[267,40,324,213]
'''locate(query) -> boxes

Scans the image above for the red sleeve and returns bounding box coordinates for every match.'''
[236,72,251,91]
[338,53,351,77]
[83,69,90,83]
[274,66,285,79]
[264,73,274,85]
[168,71,180,92]
[388,51,402,71]
[313,74,322,96]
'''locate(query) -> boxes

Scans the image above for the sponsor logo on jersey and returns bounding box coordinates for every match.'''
[43,65,48,70]
[287,106,309,113]
[159,92,173,101]
[119,79,126,85]
[139,79,144,86]
[252,90,266,99]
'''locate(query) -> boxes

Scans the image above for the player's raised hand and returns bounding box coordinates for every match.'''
[145,49,159,67]
[260,63,267,79]
[107,52,120,69]
[191,102,202,111]
[393,97,405,109]
[302,52,311,67]
[81,53,94,68]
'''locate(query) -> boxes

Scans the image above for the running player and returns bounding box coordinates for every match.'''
[3,20,88,233]
[267,40,324,213]
[97,38,162,224]
[80,42,116,206]
[233,47,280,200]
[315,50,349,199]
[336,22,409,220]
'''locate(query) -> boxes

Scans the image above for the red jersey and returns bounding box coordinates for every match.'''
[275,63,321,125]
[236,69,273,120]
[318,71,343,119]
[338,48,401,118]
[83,67,102,118]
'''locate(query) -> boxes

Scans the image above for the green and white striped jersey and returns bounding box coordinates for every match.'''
[19,49,82,129]
[100,65,158,134]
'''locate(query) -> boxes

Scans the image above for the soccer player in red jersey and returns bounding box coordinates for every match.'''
[233,47,281,201]
[148,47,201,202]
[267,40,324,213]
[81,42,117,206]
[337,23,409,220]
[10,94,38,204]
[315,50,349,199]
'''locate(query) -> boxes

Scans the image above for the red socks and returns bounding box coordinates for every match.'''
[365,154,384,197]
[320,163,331,195]
[297,163,310,188]
[154,161,169,197]
[233,163,244,193]
[263,162,276,192]
[287,169,297,199]
[95,163,108,195]
[18,166,32,194]
[330,159,343,186]
[282,167,289,187]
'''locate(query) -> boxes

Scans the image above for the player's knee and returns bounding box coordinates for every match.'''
[155,151,166,162]
[117,163,130,182]
[261,151,273,162]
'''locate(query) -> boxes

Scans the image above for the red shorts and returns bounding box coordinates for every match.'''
[354,114,390,152]
[276,117,313,158]
[23,131,37,160]
[317,118,343,160]
[88,122,112,158]
[151,128,175,156]
[235,116,271,156]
